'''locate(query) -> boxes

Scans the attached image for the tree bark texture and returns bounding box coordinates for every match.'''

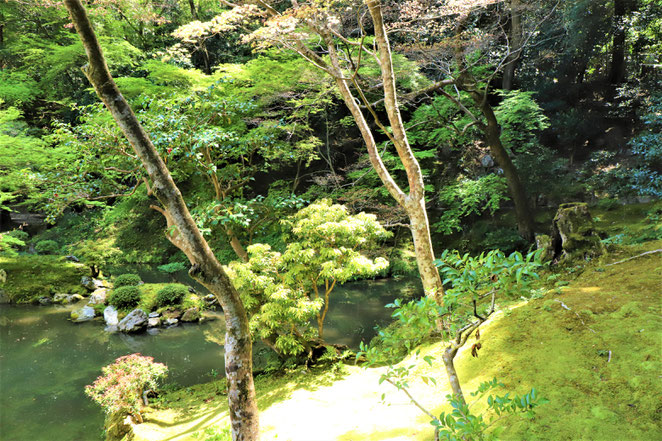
[609,0,626,84]
[502,0,523,90]
[62,1,259,439]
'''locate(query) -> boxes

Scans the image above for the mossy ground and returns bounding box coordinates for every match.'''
[0,254,88,303]
[132,230,661,440]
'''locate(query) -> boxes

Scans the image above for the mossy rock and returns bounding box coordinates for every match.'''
[551,203,606,261]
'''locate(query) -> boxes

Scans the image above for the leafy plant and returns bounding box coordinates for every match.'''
[155,284,188,307]
[108,286,141,309]
[85,354,168,421]
[113,273,142,288]
[157,262,188,274]
[35,239,59,255]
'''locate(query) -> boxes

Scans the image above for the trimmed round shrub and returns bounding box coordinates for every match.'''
[35,240,59,255]
[155,284,187,307]
[108,286,141,309]
[114,273,142,288]
[6,230,29,242]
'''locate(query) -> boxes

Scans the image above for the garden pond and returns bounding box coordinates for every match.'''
[0,275,421,440]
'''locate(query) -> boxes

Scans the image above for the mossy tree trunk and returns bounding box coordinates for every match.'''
[62,1,259,439]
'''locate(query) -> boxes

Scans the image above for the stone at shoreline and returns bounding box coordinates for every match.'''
[164,318,178,327]
[147,317,160,328]
[38,296,52,306]
[81,276,106,291]
[88,288,107,305]
[118,309,148,333]
[163,309,183,320]
[53,293,75,304]
[148,311,160,318]
[70,294,84,302]
[181,307,201,322]
[71,305,95,322]
[104,306,119,326]
[0,290,11,304]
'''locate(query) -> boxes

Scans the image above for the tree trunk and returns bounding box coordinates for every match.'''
[609,0,626,84]
[442,346,465,404]
[62,2,259,439]
[502,0,523,90]
[470,90,535,242]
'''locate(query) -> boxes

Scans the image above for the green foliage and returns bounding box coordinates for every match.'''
[71,237,122,274]
[157,262,188,274]
[494,91,549,154]
[193,426,232,441]
[85,354,168,417]
[433,381,549,441]
[155,284,188,307]
[34,240,59,255]
[0,232,26,256]
[228,200,390,355]
[436,175,509,235]
[108,286,141,309]
[113,273,142,288]
[0,255,88,303]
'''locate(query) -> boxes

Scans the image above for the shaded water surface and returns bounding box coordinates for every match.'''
[0,277,421,441]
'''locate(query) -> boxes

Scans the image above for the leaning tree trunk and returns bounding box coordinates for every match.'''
[62,1,259,439]
[470,89,535,243]
[609,0,626,84]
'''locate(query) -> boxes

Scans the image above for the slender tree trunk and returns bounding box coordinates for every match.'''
[502,0,523,90]
[62,2,259,439]
[186,0,211,74]
[609,0,626,84]
[442,347,465,404]
[227,228,249,262]
[469,89,535,242]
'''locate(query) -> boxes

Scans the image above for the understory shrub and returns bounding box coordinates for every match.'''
[35,239,59,255]
[108,286,141,309]
[155,284,187,307]
[85,353,168,419]
[114,273,142,288]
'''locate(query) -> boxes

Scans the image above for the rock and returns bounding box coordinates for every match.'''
[181,307,201,322]
[551,203,606,261]
[88,288,108,305]
[104,306,119,326]
[0,290,11,304]
[70,294,84,302]
[164,318,179,327]
[118,309,148,333]
[38,296,52,306]
[104,411,135,441]
[71,305,95,322]
[148,311,160,318]
[81,276,106,291]
[163,308,183,320]
[480,154,494,168]
[188,286,197,294]
[81,276,96,291]
[53,293,75,304]
[147,317,161,328]
[65,255,80,262]
[535,234,554,263]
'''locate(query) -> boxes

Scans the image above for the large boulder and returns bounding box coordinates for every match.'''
[118,309,148,333]
[181,307,201,322]
[38,296,52,306]
[551,203,606,261]
[71,305,95,323]
[103,306,119,326]
[89,288,108,305]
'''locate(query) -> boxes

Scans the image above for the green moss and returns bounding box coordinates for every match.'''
[0,255,88,303]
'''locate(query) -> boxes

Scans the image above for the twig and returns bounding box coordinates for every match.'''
[605,249,662,266]
[607,350,612,363]
[553,300,597,334]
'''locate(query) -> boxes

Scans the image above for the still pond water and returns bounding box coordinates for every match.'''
[0,277,421,441]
